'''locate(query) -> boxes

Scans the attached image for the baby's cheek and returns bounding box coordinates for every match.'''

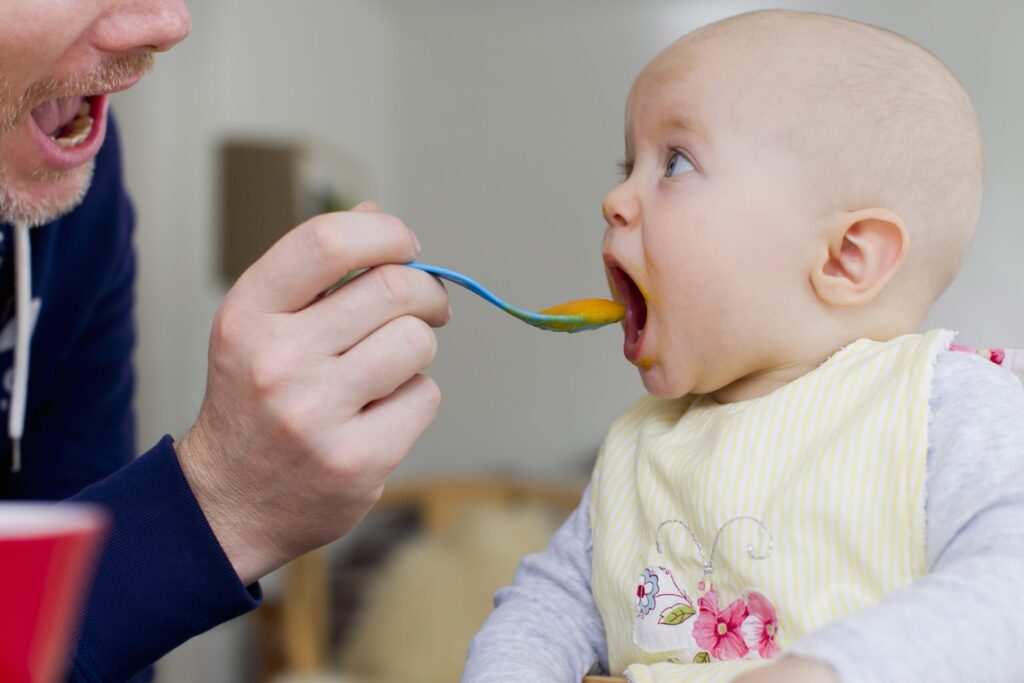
[640,360,691,399]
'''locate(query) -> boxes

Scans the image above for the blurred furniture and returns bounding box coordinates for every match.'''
[220,141,300,285]
[219,138,371,284]
[254,478,587,683]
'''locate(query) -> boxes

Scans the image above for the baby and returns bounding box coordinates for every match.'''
[463,9,1024,683]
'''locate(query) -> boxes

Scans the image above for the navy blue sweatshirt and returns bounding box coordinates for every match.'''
[0,119,261,682]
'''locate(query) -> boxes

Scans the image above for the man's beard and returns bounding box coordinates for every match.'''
[0,51,152,227]
[0,159,95,228]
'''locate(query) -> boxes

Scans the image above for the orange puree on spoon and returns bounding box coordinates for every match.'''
[539,298,626,327]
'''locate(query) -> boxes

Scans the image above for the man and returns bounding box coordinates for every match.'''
[0,2,449,681]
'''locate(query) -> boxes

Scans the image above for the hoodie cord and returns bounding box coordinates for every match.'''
[9,223,31,472]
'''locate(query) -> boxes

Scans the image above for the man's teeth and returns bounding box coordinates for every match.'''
[53,104,93,149]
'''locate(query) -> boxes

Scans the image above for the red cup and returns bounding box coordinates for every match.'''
[0,503,107,683]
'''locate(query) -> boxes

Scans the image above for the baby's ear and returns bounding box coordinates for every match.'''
[810,209,908,307]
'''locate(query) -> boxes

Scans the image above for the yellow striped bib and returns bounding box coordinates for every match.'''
[590,331,950,680]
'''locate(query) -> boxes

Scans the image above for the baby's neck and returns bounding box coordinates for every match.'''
[710,351,835,404]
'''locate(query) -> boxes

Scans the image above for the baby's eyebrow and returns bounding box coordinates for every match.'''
[660,114,706,141]
[624,112,706,155]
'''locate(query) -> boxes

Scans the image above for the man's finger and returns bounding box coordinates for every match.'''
[331,315,439,415]
[351,200,380,213]
[233,210,420,313]
[299,264,449,356]
[339,374,441,477]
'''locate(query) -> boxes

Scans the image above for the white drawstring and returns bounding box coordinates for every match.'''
[9,223,31,472]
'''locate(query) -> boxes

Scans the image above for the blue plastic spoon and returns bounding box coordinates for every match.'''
[406,262,624,333]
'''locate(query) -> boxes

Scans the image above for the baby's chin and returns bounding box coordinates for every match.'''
[638,363,694,400]
[639,359,749,401]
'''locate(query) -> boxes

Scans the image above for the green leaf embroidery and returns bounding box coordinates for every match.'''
[658,603,695,625]
[693,652,711,664]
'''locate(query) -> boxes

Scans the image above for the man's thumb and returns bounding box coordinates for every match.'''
[351,200,380,213]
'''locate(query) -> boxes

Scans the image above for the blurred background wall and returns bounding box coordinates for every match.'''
[110,0,1023,679]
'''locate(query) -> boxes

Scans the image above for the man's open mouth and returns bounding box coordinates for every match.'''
[609,265,648,360]
[30,95,98,149]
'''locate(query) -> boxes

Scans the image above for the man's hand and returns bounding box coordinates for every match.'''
[175,202,449,585]
[731,658,840,683]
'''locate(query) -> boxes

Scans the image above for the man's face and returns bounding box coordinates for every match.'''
[0,0,190,227]
[602,39,820,399]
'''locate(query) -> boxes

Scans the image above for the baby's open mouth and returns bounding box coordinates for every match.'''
[30,95,97,149]
[610,266,648,359]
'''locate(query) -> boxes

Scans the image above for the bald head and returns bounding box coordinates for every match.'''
[656,10,983,307]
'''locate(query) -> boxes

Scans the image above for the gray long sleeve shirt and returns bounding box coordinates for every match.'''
[463,350,1024,683]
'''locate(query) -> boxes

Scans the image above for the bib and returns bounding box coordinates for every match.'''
[590,331,951,680]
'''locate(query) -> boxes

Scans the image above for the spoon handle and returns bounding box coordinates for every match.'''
[405,262,532,318]
[404,261,623,333]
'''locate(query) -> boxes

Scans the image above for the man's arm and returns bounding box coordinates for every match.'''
[8,114,449,680]
[62,209,448,680]
[62,201,449,681]
[462,486,608,682]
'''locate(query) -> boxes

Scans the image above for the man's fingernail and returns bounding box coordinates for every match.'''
[410,231,422,254]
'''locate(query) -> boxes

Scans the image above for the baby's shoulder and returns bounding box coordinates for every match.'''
[927,347,1024,500]
[925,348,1024,557]
[932,347,1024,417]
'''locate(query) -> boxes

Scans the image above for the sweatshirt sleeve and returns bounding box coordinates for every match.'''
[788,351,1024,683]
[65,436,261,683]
[462,485,608,682]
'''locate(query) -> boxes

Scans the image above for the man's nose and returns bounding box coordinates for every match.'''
[93,0,192,54]
[602,181,639,230]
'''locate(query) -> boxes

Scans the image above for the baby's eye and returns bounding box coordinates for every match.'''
[665,151,695,178]
[617,159,633,180]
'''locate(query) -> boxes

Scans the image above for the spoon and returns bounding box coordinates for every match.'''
[406,262,624,333]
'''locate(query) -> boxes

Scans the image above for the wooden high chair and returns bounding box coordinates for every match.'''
[256,478,623,682]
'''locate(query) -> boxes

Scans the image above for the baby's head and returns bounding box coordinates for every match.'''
[602,9,982,401]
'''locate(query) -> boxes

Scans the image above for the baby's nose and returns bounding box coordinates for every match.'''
[602,183,639,229]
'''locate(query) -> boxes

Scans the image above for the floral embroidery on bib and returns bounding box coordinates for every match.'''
[633,516,780,663]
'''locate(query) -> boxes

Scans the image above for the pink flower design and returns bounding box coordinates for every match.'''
[741,590,781,659]
[692,587,749,660]
[951,343,1007,366]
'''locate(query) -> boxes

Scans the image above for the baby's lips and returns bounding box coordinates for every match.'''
[602,253,627,299]
[601,260,649,361]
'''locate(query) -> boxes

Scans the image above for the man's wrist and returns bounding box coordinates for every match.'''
[174,422,275,586]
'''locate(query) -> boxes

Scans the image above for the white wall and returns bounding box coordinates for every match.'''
[122,0,1024,484]
[113,0,1023,679]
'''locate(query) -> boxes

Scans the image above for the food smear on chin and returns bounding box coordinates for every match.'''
[632,357,655,370]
